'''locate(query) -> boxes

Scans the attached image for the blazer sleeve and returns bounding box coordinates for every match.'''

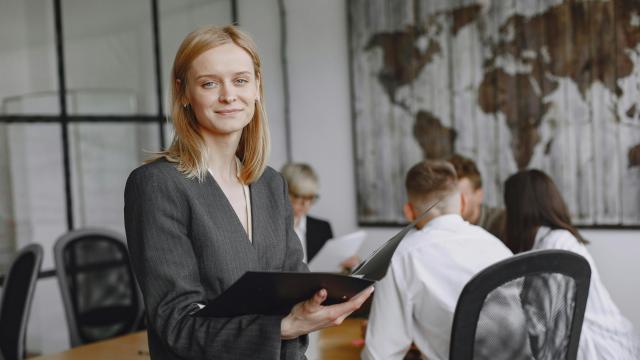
[124,166,296,359]
[306,217,334,262]
[326,221,334,239]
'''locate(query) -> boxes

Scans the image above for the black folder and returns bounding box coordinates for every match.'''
[194,272,374,317]
[193,201,439,317]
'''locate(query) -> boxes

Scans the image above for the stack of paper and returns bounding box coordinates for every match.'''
[308,230,367,273]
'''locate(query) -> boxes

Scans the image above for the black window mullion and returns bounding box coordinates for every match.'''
[151,0,165,149]
[231,0,238,25]
[53,0,74,231]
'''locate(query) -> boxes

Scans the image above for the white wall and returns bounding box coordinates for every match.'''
[284,0,358,236]
[583,229,640,329]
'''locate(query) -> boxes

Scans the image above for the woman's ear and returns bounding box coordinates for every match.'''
[176,79,189,105]
[403,202,416,222]
[459,192,467,217]
[255,77,261,102]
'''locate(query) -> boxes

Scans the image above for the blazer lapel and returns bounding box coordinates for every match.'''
[202,173,257,265]
[249,177,283,271]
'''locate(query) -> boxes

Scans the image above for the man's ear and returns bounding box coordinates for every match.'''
[403,202,416,222]
[476,187,485,203]
[460,192,467,217]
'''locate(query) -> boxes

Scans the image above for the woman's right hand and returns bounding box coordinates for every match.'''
[280,286,374,340]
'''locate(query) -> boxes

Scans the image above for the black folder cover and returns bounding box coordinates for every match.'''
[194,271,374,317]
[193,201,439,318]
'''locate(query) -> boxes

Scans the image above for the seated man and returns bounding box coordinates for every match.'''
[448,154,504,239]
[362,160,513,360]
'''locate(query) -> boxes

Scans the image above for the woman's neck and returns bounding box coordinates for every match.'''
[202,130,242,183]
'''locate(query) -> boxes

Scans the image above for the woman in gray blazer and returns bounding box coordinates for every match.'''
[124,25,372,360]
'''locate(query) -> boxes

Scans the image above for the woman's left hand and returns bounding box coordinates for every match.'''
[280,286,374,339]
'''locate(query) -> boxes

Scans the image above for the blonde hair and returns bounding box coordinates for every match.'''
[405,160,459,214]
[280,163,319,195]
[156,25,270,183]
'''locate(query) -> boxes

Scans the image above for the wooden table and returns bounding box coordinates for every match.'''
[30,319,365,360]
[317,318,365,360]
[30,332,149,360]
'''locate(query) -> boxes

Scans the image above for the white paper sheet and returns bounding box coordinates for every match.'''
[308,230,367,273]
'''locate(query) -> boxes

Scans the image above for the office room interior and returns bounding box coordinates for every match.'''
[1,0,640,358]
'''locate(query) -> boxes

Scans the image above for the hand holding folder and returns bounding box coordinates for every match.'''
[193,201,439,318]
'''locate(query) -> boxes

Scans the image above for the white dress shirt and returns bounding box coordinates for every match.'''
[534,227,640,360]
[294,215,308,263]
[362,214,512,360]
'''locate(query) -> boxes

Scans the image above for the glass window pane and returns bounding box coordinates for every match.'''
[0,124,67,270]
[62,0,157,115]
[0,0,59,115]
[0,124,15,271]
[68,123,160,232]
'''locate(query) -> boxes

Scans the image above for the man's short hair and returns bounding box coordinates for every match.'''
[448,154,482,190]
[405,160,458,211]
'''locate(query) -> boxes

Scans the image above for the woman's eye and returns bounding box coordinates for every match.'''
[202,81,218,89]
[235,78,249,85]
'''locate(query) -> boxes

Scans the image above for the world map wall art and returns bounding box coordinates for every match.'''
[349,0,640,227]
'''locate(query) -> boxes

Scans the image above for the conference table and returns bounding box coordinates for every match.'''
[30,319,364,360]
[30,331,149,360]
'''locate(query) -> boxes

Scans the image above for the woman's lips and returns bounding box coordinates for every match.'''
[215,108,242,115]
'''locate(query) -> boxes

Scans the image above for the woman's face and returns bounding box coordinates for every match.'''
[185,43,259,138]
[290,193,315,220]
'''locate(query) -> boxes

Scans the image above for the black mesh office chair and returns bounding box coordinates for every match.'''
[449,249,591,360]
[54,228,143,347]
[0,244,43,360]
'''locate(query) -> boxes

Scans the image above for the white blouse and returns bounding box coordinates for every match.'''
[534,227,640,360]
[293,215,308,263]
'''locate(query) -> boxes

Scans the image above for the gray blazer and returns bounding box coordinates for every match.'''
[124,159,308,360]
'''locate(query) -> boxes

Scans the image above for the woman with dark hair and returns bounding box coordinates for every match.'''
[504,169,639,360]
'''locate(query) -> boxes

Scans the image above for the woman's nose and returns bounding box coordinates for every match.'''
[219,85,237,103]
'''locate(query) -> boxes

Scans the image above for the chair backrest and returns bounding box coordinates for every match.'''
[449,249,591,360]
[54,228,143,347]
[0,244,43,360]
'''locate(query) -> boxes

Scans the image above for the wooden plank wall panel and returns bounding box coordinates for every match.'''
[349,0,640,226]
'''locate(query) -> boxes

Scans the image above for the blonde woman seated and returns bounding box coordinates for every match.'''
[281,163,359,270]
